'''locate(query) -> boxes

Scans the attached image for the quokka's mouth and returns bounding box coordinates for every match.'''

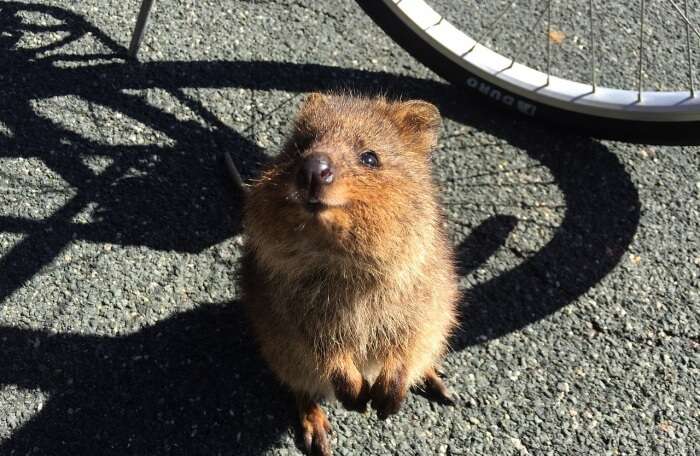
[285,187,347,214]
[305,201,327,213]
[303,200,348,214]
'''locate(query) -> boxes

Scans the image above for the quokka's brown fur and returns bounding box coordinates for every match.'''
[241,93,459,456]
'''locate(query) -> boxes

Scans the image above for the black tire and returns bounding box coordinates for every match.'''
[355,0,700,145]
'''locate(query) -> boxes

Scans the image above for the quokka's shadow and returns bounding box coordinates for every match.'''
[0,302,293,456]
[0,1,640,454]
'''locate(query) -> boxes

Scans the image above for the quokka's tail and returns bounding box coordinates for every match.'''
[223,152,248,196]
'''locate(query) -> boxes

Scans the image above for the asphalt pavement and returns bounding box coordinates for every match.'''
[0,1,698,455]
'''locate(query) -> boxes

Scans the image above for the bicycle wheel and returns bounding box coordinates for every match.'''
[356,0,700,144]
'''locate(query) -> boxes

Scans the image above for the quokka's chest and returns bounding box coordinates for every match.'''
[275,281,417,350]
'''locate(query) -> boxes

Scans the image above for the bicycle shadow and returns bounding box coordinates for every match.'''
[0,2,640,454]
[0,2,266,305]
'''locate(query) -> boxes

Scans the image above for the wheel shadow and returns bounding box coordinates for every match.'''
[450,136,640,348]
[0,2,640,454]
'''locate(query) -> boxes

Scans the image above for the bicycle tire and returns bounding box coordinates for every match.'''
[355,0,700,145]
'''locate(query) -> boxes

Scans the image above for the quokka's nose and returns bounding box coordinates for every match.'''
[297,154,334,202]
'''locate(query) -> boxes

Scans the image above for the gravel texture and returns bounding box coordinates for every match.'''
[0,1,698,455]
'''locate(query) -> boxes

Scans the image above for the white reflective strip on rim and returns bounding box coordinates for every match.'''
[390,0,700,122]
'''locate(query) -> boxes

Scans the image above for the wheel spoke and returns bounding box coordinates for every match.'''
[684,0,695,97]
[546,0,553,86]
[465,1,517,55]
[589,0,597,92]
[637,0,646,102]
[666,0,700,40]
[484,1,517,39]
[507,1,552,70]
[666,0,700,97]
[667,0,700,97]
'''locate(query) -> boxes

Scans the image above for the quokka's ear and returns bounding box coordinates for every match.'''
[392,100,442,154]
[294,92,330,137]
[300,92,329,113]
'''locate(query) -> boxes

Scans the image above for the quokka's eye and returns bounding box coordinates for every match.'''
[359,150,380,168]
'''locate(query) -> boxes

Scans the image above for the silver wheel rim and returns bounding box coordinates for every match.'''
[388,0,700,122]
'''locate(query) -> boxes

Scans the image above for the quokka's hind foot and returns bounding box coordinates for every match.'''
[418,367,455,406]
[296,394,332,456]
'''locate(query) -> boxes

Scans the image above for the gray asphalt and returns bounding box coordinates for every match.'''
[0,1,698,455]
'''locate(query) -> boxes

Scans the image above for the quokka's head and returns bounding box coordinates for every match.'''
[246,93,443,260]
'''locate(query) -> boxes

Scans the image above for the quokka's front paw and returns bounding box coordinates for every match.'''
[333,374,371,413]
[369,371,407,420]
